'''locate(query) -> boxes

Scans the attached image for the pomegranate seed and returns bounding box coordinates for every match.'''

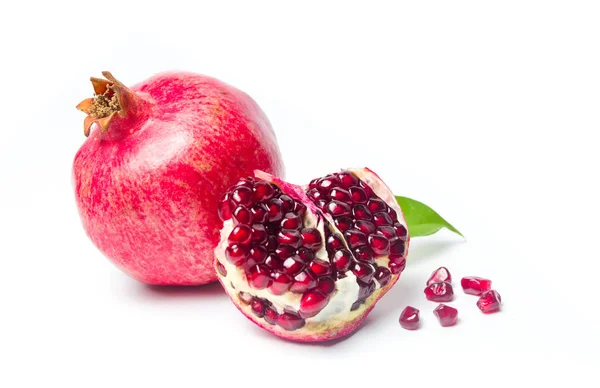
[368,234,390,255]
[253,181,274,202]
[354,220,376,234]
[275,244,296,259]
[387,207,397,220]
[278,229,302,248]
[301,228,322,250]
[317,176,340,191]
[373,212,393,226]
[290,270,317,293]
[377,226,397,239]
[249,245,268,263]
[216,261,227,276]
[345,230,367,248]
[427,267,452,286]
[218,193,235,221]
[357,280,376,300]
[265,255,283,270]
[247,265,272,289]
[352,204,373,220]
[433,304,458,327]
[316,277,335,295]
[393,223,408,240]
[251,204,268,223]
[307,188,323,201]
[228,224,253,245]
[388,255,406,275]
[374,266,392,287]
[329,188,351,203]
[231,186,253,207]
[269,272,292,295]
[299,291,329,318]
[276,311,305,331]
[236,177,255,187]
[315,199,328,210]
[389,239,406,256]
[225,244,249,266]
[399,306,420,330]
[354,246,375,263]
[238,291,253,305]
[352,262,375,283]
[337,172,358,189]
[281,213,302,230]
[359,179,374,197]
[334,217,352,232]
[233,205,254,225]
[279,195,294,212]
[424,282,454,302]
[461,276,492,295]
[251,298,266,318]
[265,235,278,252]
[326,200,352,217]
[296,247,314,262]
[282,256,305,275]
[294,202,307,216]
[349,186,368,204]
[266,198,284,222]
[251,224,267,244]
[332,249,352,272]
[477,290,502,313]
[308,178,320,189]
[264,307,278,325]
[326,234,344,251]
[308,259,332,276]
[367,198,386,213]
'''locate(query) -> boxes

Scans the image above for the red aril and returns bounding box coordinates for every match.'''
[433,304,458,327]
[461,276,492,295]
[399,306,420,330]
[427,267,452,286]
[424,282,454,302]
[477,290,502,313]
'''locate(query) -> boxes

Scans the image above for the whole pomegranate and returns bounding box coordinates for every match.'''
[73,71,284,285]
[214,168,409,341]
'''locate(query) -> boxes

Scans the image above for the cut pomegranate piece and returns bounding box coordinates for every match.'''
[477,290,502,313]
[427,267,452,286]
[399,306,420,330]
[424,282,454,302]
[433,304,458,327]
[461,276,492,295]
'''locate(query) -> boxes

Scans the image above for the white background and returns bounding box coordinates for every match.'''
[1,1,599,386]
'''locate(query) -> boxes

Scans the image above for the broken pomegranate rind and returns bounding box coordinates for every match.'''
[214,168,410,341]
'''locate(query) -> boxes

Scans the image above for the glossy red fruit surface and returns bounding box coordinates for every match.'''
[433,304,458,327]
[461,276,492,295]
[399,306,420,330]
[427,267,452,286]
[424,282,454,302]
[477,290,502,313]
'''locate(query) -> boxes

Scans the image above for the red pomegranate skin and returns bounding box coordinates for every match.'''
[73,71,284,285]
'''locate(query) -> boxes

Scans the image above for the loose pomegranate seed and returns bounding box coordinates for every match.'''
[317,176,340,191]
[377,226,396,240]
[307,188,323,201]
[424,282,454,302]
[357,280,376,301]
[251,204,268,223]
[299,291,329,318]
[275,244,295,259]
[251,224,267,244]
[225,244,249,265]
[218,193,235,221]
[233,205,253,225]
[265,255,283,270]
[238,291,253,305]
[251,298,266,317]
[279,195,294,212]
[427,267,452,286]
[294,202,307,216]
[247,265,272,289]
[399,306,420,330]
[393,223,408,240]
[266,198,284,222]
[326,234,344,251]
[301,228,322,250]
[264,307,278,325]
[433,304,458,327]
[265,235,278,252]
[349,186,367,204]
[290,270,317,293]
[367,198,387,213]
[337,172,358,189]
[253,181,274,202]
[334,217,352,232]
[231,186,253,207]
[477,290,502,313]
[368,234,390,255]
[276,311,305,331]
[269,272,292,295]
[308,259,332,276]
[352,262,375,283]
[216,261,227,276]
[249,245,268,263]
[355,220,376,234]
[278,229,302,248]
[281,213,302,230]
[345,230,367,248]
[373,212,393,226]
[389,239,406,256]
[374,266,392,287]
[228,224,253,245]
[354,246,375,263]
[282,256,305,275]
[296,247,314,262]
[332,249,352,272]
[388,255,406,275]
[461,276,492,295]
[352,204,373,220]
[316,277,335,295]
[326,200,352,217]
[329,188,351,203]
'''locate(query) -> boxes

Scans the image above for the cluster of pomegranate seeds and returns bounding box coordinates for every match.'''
[399,306,420,330]
[461,276,492,295]
[433,304,458,327]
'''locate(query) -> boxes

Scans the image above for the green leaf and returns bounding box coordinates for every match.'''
[395,196,464,238]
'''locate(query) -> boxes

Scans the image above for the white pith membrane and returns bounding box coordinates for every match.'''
[214,168,410,340]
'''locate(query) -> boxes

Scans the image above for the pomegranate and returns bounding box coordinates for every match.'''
[214,168,410,341]
[73,71,284,285]
[399,306,420,330]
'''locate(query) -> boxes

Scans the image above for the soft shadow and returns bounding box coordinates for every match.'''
[137,281,226,301]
